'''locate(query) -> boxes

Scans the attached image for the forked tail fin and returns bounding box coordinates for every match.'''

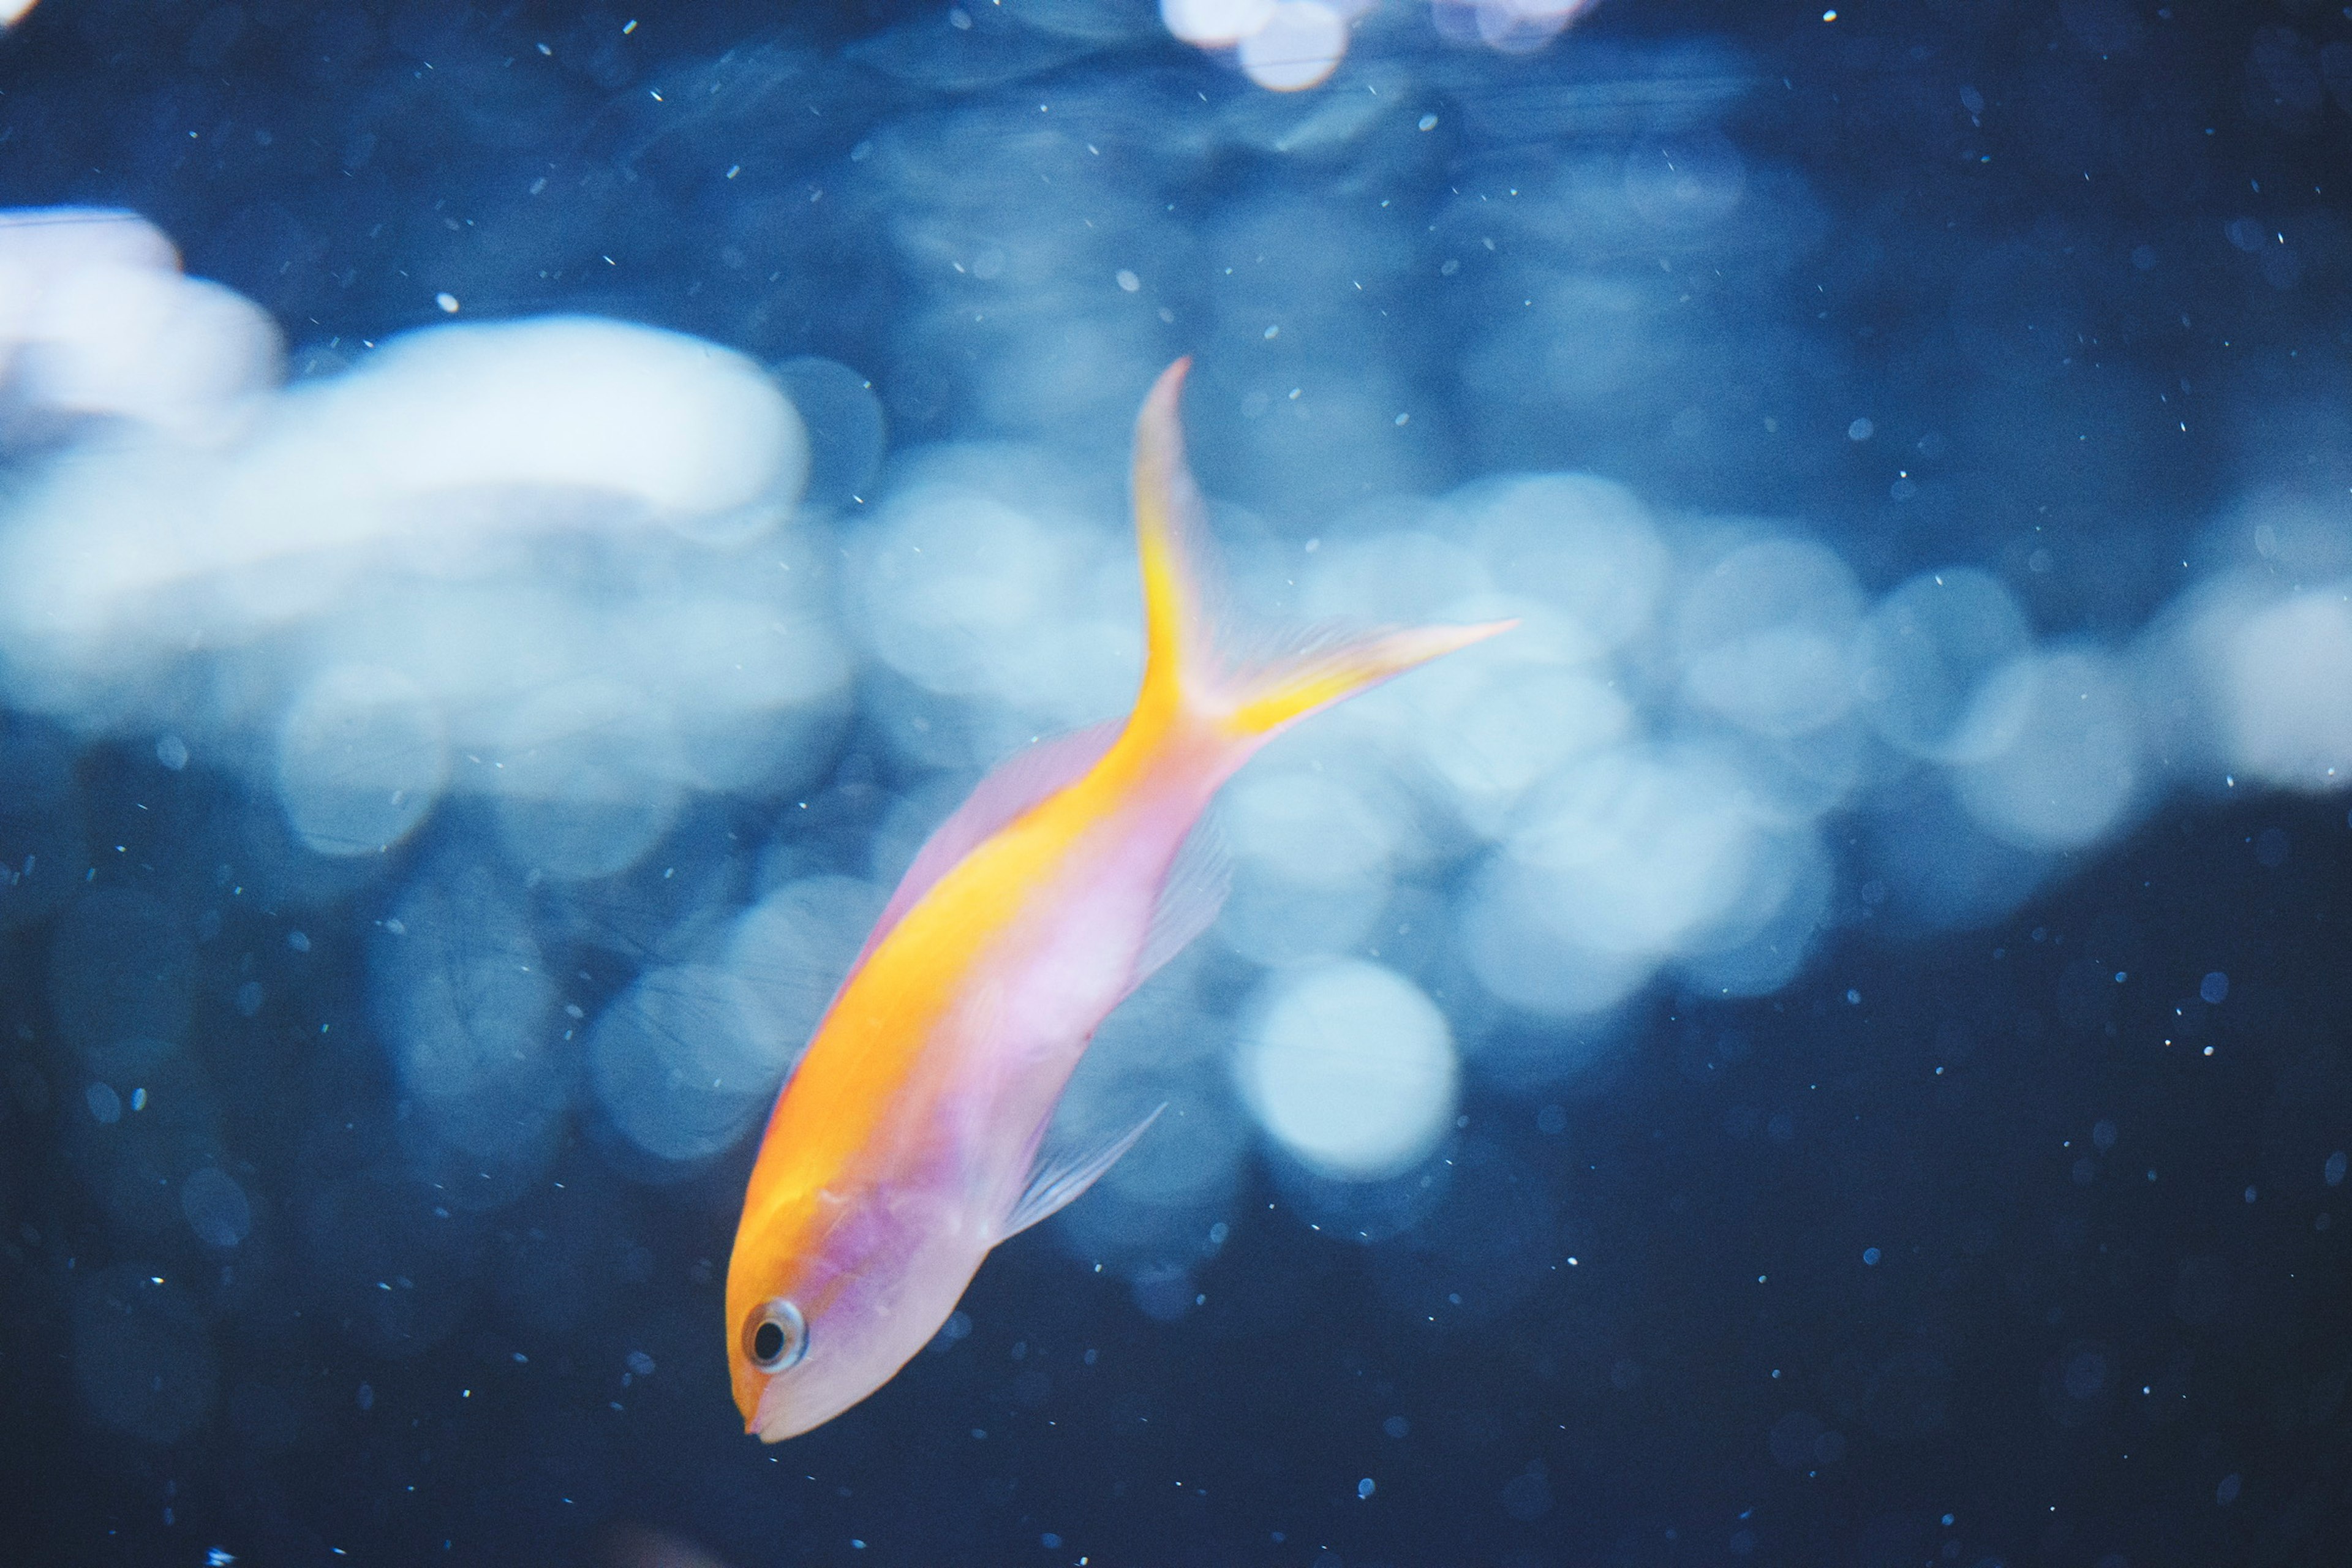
[1127,358,1512,747]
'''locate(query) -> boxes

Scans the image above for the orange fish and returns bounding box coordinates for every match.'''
[725,359,1509,1439]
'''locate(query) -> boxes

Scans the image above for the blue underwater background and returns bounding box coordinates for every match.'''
[4,1,2352,1564]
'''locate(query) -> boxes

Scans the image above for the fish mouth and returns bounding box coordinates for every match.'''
[750,1374,826,1442]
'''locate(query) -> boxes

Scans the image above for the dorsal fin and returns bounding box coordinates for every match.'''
[848,720,1121,972]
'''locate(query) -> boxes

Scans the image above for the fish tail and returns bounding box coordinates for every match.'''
[1129,358,1511,747]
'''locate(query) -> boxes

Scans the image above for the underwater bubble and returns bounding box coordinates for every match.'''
[4,223,281,442]
[1238,960,1457,1180]
[616,588,854,797]
[85,1080,122,1125]
[850,472,1131,731]
[1298,527,1485,627]
[2326,1150,2346,1187]
[2199,970,2228,1004]
[1051,976,1251,1267]
[1460,851,1654,1020]
[275,663,449,857]
[180,1166,253,1248]
[1217,862,1390,970]
[1853,569,2034,761]
[1951,648,2141,851]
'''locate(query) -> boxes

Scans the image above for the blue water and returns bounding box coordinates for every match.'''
[3,2,2350,1564]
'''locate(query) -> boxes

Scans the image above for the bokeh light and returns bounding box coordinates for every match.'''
[1237,959,1458,1178]
[4,9,2350,1552]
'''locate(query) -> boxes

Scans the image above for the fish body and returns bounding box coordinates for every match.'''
[725,360,1508,1440]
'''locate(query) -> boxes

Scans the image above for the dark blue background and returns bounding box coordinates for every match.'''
[4,2,2350,1565]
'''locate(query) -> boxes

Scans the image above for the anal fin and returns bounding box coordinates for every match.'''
[997,1104,1166,1242]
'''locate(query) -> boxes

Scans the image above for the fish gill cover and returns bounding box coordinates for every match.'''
[1,1,2350,1564]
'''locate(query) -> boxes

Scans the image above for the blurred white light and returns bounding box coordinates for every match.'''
[1162,0,1275,45]
[1674,826,1833,997]
[608,592,853,796]
[1510,748,1762,957]
[1052,971,1252,1267]
[23,268,281,443]
[726,875,884,1055]
[0,316,809,658]
[0,208,277,445]
[1678,538,1864,739]
[258,316,807,526]
[1237,1,1348,91]
[1213,761,1404,966]
[275,665,449,856]
[1218,861,1392,968]
[1223,767,1397,887]
[1854,568,2034,762]
[588,964,794,1166]
[2215,584,2352,791]
[850,466,1134,748]
[1459,854,1654,1019]
[1952,647,2141,851]
[1406,651,1632,837]
[0,1,40,24]
[1238,960,1457,1179]
[1464,473,1667,660]
[1298,527,1487,627]
[490,680,684,881]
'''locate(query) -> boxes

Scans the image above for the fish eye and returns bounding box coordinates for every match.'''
[746,1298,807,1373]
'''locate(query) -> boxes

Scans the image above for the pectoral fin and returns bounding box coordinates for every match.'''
[997,1104,1166,1242]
